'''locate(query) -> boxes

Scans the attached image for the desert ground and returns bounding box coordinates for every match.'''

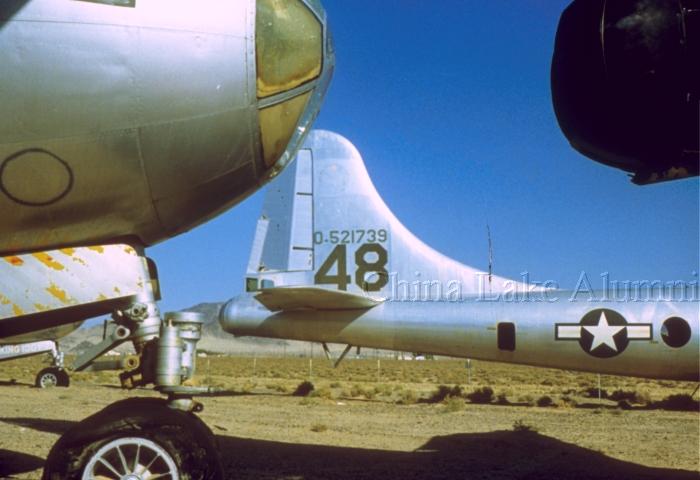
[0,355,698,479]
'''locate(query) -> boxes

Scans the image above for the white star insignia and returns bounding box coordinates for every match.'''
[583,311,625,352]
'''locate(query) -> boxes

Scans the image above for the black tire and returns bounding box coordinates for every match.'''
[42,397,223,480]
[35,367,69,388]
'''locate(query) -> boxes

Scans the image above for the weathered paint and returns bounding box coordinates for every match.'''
[4,256,23,266]
[46,283,72,305]
[0,244,153,324]
[31,252,65,271]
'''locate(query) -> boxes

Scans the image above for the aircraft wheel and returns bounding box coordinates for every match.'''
[35,367,70,388]
[42,397,223,480]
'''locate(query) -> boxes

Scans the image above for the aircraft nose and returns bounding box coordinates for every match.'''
[139,0,334,241]
[254,0,335,179]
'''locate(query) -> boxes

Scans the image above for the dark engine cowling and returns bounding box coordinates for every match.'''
[552,0,699,185]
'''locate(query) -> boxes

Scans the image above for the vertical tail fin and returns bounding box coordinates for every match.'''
[247,149,314,275]
[245,130,522,301]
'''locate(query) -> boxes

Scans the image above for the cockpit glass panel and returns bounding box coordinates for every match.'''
[259,91,311,167]
[256,0,322,98]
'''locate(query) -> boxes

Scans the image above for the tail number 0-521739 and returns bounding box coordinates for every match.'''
[314,243,388,292]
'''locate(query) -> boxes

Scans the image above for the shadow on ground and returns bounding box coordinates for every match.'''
[0,380,32,387]
[217,432,698,480]
[1,417,697,479]
[0,449,44,478]
[3,417,76,435]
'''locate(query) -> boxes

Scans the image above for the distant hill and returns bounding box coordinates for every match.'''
[61,302,312,356]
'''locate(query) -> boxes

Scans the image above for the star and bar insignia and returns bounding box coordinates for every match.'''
[555,309,653,358]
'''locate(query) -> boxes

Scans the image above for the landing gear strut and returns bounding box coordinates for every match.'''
[35,366,70,388]
[37,343,69,388]
[1,244,224,479]
[43,304,224,480]
[0,339,70,388]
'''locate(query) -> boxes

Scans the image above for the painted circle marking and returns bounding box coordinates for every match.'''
[0,149,73,206]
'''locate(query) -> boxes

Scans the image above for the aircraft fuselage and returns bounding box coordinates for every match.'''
[0,0,333,255]
[220,131,699,382]
[224,290,698,381]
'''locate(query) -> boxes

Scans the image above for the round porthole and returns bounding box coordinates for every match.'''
[660,317,691,348]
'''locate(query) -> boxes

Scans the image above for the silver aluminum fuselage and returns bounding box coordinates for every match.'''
[223,292,699,380]
[0,0,333,254]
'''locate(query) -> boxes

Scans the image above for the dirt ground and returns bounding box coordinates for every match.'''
[0,357,698,479]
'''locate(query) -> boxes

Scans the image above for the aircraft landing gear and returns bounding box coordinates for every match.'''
[8,247,228,478]
[0,339,70,388]
[35,366,70,388]
[41,303,224,479]
[36,344,69,388]
[42,398,223,480]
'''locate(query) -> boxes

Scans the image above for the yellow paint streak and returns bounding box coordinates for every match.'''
[123,246,136,255]
[97,294,108,301]
[4,256,24,266]
[34,303,49,312]
[1,296,26,317]
[32,252,64,271]
[60,248,75,256]
[88,246,105,254]
[113,287,122,295]
[46,283,70,304]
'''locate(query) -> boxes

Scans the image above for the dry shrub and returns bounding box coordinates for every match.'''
[293,380,315,397]
[582,387,608,399]
[425,385,463,403]
[557,395,578,408]
[311,387,332,399]
[310,423,328,433]
[466,386,494,404]
[652,394,699,412]
[299,397,318,406]
[395,389,418,405]
[536,395,554,407]
[609,389,649,405]
[442,396,465,413]
[241,381,257,393]
[373,384,392,396]
[513,420,537,433]
[349,384,363,397]
[495,393,510,405]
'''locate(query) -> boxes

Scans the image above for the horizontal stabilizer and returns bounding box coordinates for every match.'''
[254,287,383,312]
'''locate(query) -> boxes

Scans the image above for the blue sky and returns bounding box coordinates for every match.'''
[150,1,699,313]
